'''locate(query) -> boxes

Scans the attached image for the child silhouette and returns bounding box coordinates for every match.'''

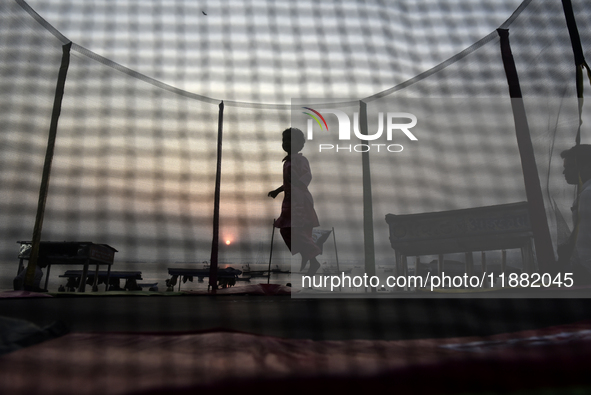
[268,128,321,275]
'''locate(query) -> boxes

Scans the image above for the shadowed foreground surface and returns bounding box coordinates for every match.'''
[1,295,591,394]
[0,295,591,339]
[1,322,591,395]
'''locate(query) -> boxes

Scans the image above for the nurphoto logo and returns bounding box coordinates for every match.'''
[302,107,418,153]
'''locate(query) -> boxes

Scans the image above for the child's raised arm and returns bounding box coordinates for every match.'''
[268,186,284,198]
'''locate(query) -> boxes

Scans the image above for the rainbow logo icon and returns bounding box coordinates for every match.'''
[302,107,328,131]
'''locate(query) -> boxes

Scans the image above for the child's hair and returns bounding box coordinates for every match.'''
[283,127,305,152]
[561,144,591,169]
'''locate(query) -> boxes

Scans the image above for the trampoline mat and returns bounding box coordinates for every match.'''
[1,321,591,395]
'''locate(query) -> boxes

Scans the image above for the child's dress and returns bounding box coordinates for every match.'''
[274,153,321,260]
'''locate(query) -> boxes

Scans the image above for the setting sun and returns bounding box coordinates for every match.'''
[225,240,231,245]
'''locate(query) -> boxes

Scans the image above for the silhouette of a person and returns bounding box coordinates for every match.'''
[558,144,591,279]
[268,128,321,275]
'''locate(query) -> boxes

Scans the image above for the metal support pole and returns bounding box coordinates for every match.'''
[497,29,556,274]
[209,101,224,292]
[25,42,72,290]
[359,100,376,292]
[332,227,341,291]
[561,0,590,145]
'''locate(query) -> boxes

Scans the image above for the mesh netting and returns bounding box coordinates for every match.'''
[1,0,590,295]
[23,0,526,103]
[5,1,591,394]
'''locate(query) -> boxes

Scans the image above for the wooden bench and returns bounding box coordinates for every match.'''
[59,270,142,291]
[385,202,536,284]
[167,267,242,291]
[17,241,117,292]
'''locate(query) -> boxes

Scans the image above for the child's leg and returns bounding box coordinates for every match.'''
[279,227,291,251]
[305,256,320,276]
[299,256,308,271]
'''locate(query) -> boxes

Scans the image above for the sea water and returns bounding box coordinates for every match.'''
[0,249,525,293]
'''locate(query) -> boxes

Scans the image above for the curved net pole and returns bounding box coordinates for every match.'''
[25,42,72,290]
[209,101,224,293]
[562,0,591,146]
[497,29,556,274]
[359,100,376,291]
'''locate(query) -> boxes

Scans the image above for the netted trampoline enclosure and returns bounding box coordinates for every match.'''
[1,0,591,296]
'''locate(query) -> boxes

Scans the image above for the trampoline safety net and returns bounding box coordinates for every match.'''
[1,0,591,298]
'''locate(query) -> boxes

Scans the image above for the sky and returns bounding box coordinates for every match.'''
[25,0,526,104]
